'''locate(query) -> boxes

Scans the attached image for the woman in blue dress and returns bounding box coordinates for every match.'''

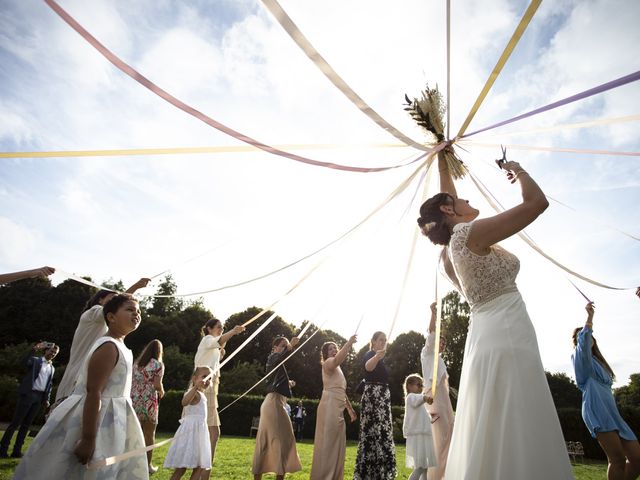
[572,302,640,480]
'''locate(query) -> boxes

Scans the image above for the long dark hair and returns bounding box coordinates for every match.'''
[572,327,615,380]
[417,193,457,245]
[83,289,114,312]
[136,339,163,368]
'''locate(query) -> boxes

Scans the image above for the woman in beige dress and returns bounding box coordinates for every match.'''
[421,302,454,480]
[252,335,302,480]
[310,335,358,480]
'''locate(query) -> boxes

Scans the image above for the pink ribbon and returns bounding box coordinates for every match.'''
[45,0,431,173]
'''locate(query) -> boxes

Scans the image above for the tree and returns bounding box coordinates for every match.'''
[615,373,640,409]
[545,371,582,409]
[222,307,295,370]
[386,331,426,404]
[147,275,183,317]
[440,290,470,393]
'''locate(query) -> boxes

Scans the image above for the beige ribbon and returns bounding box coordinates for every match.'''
[466,170,633,290]
[431,271,443,397]
[459,140,640,157]
[259,0,428,151]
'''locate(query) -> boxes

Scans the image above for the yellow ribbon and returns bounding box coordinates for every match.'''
[0,143,407,159]
[455,0,542,138]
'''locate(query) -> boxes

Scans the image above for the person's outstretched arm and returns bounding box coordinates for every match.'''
[324,335,357,370]
[124,277,151,294]
[438,152,458,197]
[468,161,548,252]
[0,266,55,285]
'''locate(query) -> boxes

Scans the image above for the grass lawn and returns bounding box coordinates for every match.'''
[0,431,607,479]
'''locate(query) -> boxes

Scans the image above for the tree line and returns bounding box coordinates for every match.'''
[0,275,638,411]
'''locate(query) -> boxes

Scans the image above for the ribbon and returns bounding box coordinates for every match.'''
[0,142,410,160]
[259,0,428,151]
[446,0,451,141]
[87,436,175,469]
[218,321,325,414]
[567,278,593,303]
[44,0,421,173]
[466,114,640,140]
[55,269,119,292]
[466,169,633,290]
[431,270,443,397]
[146,148,442,297]
[456,0,542,138]
[387,159,434,339]
[459,140,640,157]
[461,70,640,139]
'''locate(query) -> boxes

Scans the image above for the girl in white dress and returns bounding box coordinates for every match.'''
[164,366,213,480]
[416,154,573,479]
[13,293,149,479]
[403,374,437,480]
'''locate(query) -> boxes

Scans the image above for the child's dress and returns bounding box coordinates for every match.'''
[164,391,212,469]
[13,337,149,479]
[403,393,437,470]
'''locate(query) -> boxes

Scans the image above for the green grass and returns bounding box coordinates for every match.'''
[0,431,607,479]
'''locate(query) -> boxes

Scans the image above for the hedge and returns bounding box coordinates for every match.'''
[157,391,405,443]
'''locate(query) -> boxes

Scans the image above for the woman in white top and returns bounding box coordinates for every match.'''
[54,278,150,406]
[416,154,573,479]
[194,319,245,468]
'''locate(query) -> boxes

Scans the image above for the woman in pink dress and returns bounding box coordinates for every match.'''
[131,339,165,474]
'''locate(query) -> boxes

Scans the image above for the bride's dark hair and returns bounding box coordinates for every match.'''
[417,193,456,245]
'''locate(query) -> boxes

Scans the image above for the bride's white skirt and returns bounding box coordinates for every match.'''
[444,291,574,480]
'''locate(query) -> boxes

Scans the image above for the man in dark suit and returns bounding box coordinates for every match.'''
[0,342,59,458]
[291,400,306,441]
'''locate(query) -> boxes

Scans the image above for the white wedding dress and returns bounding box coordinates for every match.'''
[443,222,574,479]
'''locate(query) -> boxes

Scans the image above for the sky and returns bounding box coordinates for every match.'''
[0,0,638,387]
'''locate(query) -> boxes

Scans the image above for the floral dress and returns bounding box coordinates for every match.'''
[131,358,164,424]
[354,351,396,480]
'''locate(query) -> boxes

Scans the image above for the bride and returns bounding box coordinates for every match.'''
[417,153,573,479]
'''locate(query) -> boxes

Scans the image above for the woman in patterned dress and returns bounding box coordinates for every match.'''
[131,339,165,474]
[354,331,396,480]
[416,154,573,479]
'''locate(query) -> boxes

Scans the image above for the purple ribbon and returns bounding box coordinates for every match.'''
[461,70,640,138]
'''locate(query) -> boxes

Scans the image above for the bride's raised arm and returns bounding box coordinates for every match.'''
[467,161,548,253]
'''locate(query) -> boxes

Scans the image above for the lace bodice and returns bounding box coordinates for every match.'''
[448,222,520,309]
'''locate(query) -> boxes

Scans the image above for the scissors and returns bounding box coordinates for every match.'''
[495,145,507,169]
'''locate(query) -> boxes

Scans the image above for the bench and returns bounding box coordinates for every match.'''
[249,416,260,437]
[566,441,584,463]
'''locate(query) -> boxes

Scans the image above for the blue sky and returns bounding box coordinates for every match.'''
[1,0,639,386]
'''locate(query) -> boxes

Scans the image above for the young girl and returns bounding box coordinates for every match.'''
[13,293,149,479]
[403,374,437,480]
[164,366,213,480]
